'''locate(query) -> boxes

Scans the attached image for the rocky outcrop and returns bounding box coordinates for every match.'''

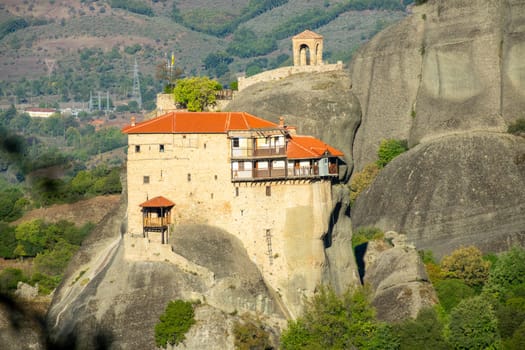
[362,232,437,322]
[47,218,285,349]
[352,132,525,258]
[348,0,525,259]
[349,0,525,171]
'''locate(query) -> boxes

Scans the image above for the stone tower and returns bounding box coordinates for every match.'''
[292,30,324,66]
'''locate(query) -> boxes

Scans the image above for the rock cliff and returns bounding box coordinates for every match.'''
[47,215,285,349]
[349,0,525,258]
[349,0,525,170]
[352,132,525,258]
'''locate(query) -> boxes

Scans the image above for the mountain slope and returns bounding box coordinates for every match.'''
[0,0,407,108]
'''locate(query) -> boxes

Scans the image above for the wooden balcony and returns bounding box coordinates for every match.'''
[231,147,286,159]
[143,217,171,229]
[232,160,339,182]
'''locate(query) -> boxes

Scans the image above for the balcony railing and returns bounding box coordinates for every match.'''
[232,165,338,182]
[143,217,170,227]
[232,147,286,158]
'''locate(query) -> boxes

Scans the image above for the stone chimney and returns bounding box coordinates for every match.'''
[279,116,285,128]
[131,116,136,127]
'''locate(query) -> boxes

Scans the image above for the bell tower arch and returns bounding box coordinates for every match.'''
[292,30,324,66]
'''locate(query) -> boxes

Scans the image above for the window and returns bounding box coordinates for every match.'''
[235,187,239,197]
[159,144,164,152]
[143,176,150,184]
[214,175,218,180]
[135,145,141,153]
[187,173,191,182]
[232,138,239,148]
[266,186,271,196]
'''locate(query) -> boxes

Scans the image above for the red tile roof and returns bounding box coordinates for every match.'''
[293,30,323,39]
[139,196,175,208]
[287,135,343,159]
[122,111,278,134]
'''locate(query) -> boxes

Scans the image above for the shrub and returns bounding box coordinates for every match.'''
[352,226,384,248]
[233,317,273,350]
[30,272,61,295]
[449,296,500,349]
[508,118,525,135]
[0,268,29,294]
[376,139,408,168]
[33,240,79,276]
[506,320,525,350]
[154,300,196,348]
[483,246,525,301]
[434,279,476,312]
[0,222,17,258]
[393,308,448,350]
[280,286,388,349]
[496,297,525,339]
[349,163,380,203]
[440,246,490,287]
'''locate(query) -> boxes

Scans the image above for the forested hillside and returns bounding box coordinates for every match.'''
[0,0,408,110]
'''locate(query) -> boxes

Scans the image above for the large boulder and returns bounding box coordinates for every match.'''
[349,0,525,171]
[362,232,437,322]
[351,132,525,258]
[47,207,284,350]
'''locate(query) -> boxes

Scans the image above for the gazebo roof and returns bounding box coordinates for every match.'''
[139,196,175,208]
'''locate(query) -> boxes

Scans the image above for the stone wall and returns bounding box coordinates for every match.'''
[155,93,178,116]
[238,62,344,92]
[126,132,336,316]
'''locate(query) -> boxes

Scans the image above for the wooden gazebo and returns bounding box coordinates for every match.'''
[139,196,175,244]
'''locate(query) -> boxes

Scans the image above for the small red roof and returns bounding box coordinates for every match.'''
[122,111,278,134]
[287,135,343,159]
[139,196,175,208]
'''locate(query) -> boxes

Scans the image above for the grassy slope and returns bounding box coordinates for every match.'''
[0,0,406,93]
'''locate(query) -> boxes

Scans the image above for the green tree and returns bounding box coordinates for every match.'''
[0,222,17,258]
[173,77,222,112]
[393,308,449,350]
[484,246,525,301]
[434,279,475,312]
[440,246,491,288]
[71,170,95,195]
[449,296,500,349]
[376,139,408,168]
[0,268,28,294]
[154,300,196,348]
[506,320,525,350]
[14,219,47,257]
[280,286,389,349]
[33,240,79,276]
